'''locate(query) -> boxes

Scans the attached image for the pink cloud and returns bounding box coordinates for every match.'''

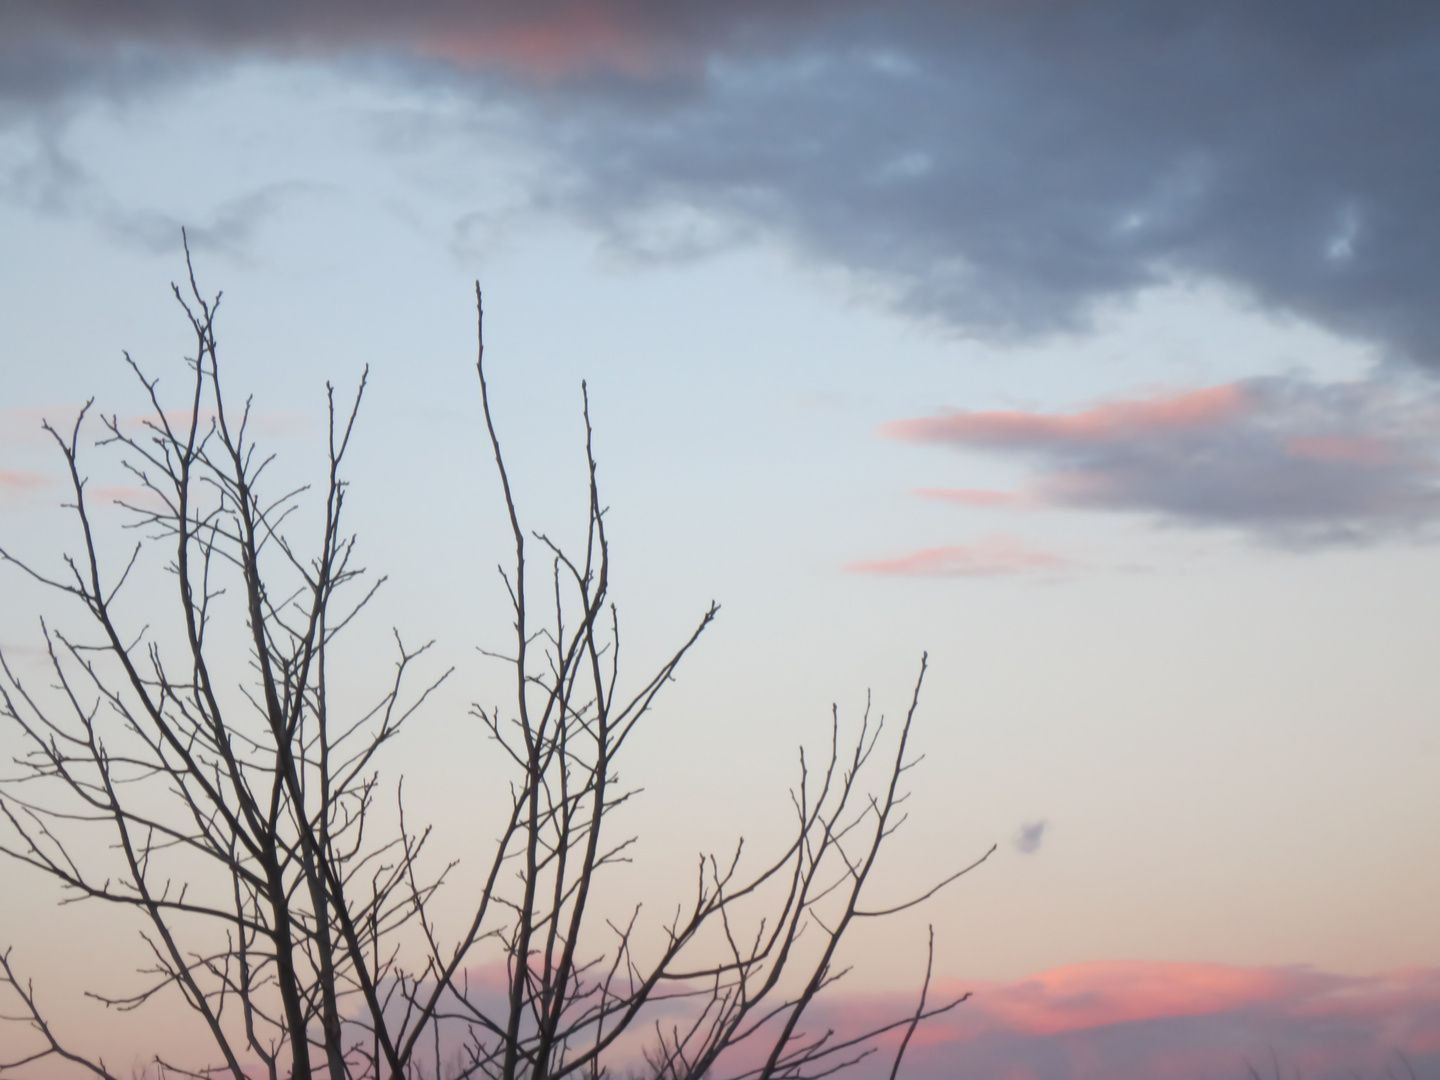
[913,486,1029,508]
[960,960,1317,1036]
[0,469,49,490]
[3,404,307,444]
[879,384,1251,449]
[799,961,1440,1080]
[115,408,309,438]
[117,408,217,432]
[410,961,1440,1080]
[416,4,683,80]
[844,535,1064,577]
[877,376,1440,545]
[0,406,73,446]
[10,2,718,84]
[85,484,171,512]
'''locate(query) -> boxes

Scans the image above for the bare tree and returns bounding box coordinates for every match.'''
[0,249,993,1080]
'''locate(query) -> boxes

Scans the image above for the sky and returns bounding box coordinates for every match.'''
[1,2,1438,1077]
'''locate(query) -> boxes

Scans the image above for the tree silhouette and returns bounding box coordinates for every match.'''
[0,246,992,1080]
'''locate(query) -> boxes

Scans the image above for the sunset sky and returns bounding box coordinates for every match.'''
[1,3,1438,1077]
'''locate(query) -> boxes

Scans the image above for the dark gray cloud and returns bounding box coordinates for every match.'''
[502,2,1440,370]
[4,2,1440,370]
[1013,819,1047,854]
[886,375,1440,547]
[0,1,830,107]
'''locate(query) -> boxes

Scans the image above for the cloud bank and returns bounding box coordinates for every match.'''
[3,2,1440,369]
[806,961,1440,1080]
[423,959,1439,1080]
[884,377,1440,546]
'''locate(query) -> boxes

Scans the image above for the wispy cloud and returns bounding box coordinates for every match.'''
[4,406,310,450]
[86,484,171,512]
[105,182,328,259]
[0,469,49,491]
[0,98,325,257]
[883,377,1440,547]
[914,487,1030,509]
[882,386,1251,448]
[2,146,325,258]
[844,536,1065,578]
[110,408,311,438]
[0,407,68,446]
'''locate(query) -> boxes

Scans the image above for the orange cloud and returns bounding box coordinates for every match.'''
[880,385,1251,449]
[844,535,1064,577]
